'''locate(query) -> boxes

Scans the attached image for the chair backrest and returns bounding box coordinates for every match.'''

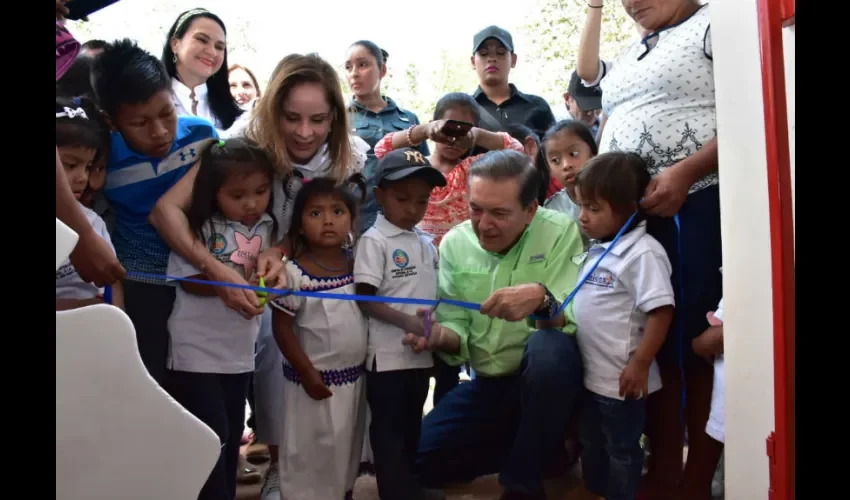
[56,218,221,500]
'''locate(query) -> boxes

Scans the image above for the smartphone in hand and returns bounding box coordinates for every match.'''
[439,120,474,138]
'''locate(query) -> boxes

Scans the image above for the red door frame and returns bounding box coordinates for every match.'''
[755,0,795,499]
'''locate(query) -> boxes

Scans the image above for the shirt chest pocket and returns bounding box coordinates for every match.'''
[389,115,412,133]
[508,261,547,288]
[450,272,493,305]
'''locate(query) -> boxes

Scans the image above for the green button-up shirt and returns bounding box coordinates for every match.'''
[435,207,585,376]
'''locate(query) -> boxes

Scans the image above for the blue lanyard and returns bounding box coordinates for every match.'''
[122,211,640,319]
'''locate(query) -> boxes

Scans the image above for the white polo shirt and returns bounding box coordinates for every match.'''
[56,203,114,300]
[706,297,725,443]
[573,222,675,400]
[166,214,275,374]
[354,214,438,372]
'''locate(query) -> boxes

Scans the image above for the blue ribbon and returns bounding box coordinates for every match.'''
[125,211,640,321]
[673,213,687,432]
[530,211,638,320]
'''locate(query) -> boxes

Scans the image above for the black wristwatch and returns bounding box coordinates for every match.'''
[533,283,560,319]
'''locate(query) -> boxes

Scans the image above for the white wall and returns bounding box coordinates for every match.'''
[784,25,795,238]
[711,1,794,498]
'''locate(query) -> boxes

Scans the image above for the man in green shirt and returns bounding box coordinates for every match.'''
[403,150,585,500]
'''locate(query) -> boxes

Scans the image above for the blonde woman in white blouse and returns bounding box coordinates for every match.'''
[162,8,250,138]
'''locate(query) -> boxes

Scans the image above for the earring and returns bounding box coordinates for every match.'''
[343,232,355,250]
[173,54,177,64]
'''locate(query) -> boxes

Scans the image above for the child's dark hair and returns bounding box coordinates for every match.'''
[56,54,96,99]
[56,96,110,161]
[186,138,279,239]
[574,151,651,224]
[505,123,550,205]
[163,9,243,129]
[350,40,389,67]
[287,174,367,258]
[91,38,171,118]
[433,92,481,126]
[82,39,109,52]
[542,119,599,156]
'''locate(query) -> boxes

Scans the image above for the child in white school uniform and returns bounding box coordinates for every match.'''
[269,174,370,500]
[165,138,277,500]
[571,152,675,500]
[692,281,726,498]
[55,96,124,311]
[354,148,447,500]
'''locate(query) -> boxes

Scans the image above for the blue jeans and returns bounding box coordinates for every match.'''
[416,329,582,496]
[579,391,646,500]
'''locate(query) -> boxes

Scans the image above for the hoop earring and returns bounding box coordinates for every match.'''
[173,54,177,64]
[343,232,355,250]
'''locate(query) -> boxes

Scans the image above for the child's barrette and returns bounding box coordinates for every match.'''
[217,139,226,148]
[56,107,88,120]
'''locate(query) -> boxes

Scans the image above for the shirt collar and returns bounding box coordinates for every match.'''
[473,83,528,104]
[348,95,399,114]
[374,214,434,243]
[172,78,209,100]
[589,221,647,256]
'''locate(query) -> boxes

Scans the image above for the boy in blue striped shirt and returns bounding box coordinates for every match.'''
[92,38,218,386]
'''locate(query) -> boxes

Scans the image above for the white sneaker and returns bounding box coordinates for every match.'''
[260,464,280,500]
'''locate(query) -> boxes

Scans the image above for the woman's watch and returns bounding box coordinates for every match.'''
[533,283,560,318]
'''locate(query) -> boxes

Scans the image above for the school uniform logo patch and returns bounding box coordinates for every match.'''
[207,233,227,255]
[392,249,410,268]
[585,270,616,289]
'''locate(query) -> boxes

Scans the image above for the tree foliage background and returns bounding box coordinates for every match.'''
[68,0,639,124]
[520,0,637,102]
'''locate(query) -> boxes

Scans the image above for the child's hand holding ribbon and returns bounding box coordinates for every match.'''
[402,306,442,353]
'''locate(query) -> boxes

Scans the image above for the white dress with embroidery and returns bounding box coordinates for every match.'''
[269,260,369,500]
[253,135,371,450]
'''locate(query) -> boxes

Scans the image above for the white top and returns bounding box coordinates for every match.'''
[543,190,580,221]
[354,215,439,372]
[270,260,369,371]
[270,136,370,242]
[56,204,114,300]
[574,223,675,400]
[543,190,590,249]
[585,5,716,194]
[706,297,725,443]
[170,78,252,139]
[166,214,275,374]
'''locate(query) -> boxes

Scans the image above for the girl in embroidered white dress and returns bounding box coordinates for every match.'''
[269,175,369,500]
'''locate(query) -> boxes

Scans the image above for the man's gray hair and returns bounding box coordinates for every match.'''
[468,149,541,208]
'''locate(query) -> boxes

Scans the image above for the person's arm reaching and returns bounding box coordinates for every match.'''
[577,1,606,82]
[58,146,125,286]
[149,162,266,317]
[402,239,466,358]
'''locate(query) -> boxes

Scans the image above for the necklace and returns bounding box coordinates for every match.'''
[304,250,349,273]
